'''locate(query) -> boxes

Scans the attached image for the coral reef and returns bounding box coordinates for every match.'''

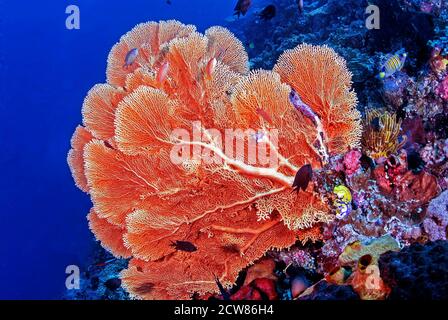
[68,0,448,300]
[342,150,362,176]
[68,19,361,299]
[423,190,448,241]
[64,242,129,300]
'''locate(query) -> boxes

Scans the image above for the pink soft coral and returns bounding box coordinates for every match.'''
[343,149,362,176]
[436,76,448,100]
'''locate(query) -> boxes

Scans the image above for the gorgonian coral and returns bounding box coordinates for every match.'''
[274,44,362,156]
[68,20,361,299]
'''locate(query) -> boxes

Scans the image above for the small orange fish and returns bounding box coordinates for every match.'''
[157,61,170,84]
[256,108,273,124]
[205,57,217,80]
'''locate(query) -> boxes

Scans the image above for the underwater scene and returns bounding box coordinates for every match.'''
[1,0,448,302]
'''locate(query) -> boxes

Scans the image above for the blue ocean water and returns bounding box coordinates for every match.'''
[0,0,251,299]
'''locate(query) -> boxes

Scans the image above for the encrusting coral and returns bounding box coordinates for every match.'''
[68,20,362,299]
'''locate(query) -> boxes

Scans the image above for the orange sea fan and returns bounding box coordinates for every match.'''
[121,257,217,300]
[231,69,320,169]
[67,126,93,192]
[106,20,196,87]
[297,224,324,245]
[204,61,241,129]
[83,139,185,226]
[121,208,297,299]
[279,191,333,230]
[231,70,291,129]
[162,32,211,113]
[81,84,126,142]
[107,92,328,297]
[160,32,247,128]
[114,86,179,156]
[68,20,362,300]
[274,44,362,155]
[84,129,276,231]
[87,208,131,258]
[123,204,297,264]
[124,67,160,93]
[205,26,249,74]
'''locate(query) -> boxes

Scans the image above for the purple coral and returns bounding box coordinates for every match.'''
[423,190,448,241]
[444,139,448,157]
[420,139,447,166]
[384,217,422,247]
[436,76,448,100]
[383,72,412,108]
[276,248,316,271]
[343,150,362,176]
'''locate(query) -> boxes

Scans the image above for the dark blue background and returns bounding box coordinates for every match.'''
[0,0,250,299]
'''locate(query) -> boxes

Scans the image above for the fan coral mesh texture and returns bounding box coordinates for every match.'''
[274,44,362,156]
[67,126,93,192]
[68,20,361,299]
